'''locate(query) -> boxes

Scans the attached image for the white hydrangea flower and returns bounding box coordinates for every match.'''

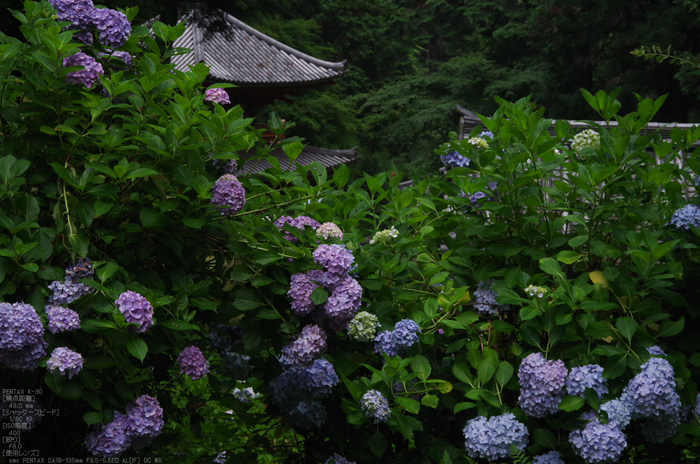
[468,137,489,149]
[525,285,547,298]
[369,226,399,245]
[571,129,600,154]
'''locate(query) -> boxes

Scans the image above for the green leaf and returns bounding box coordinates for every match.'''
[616,317,639,342]
[126,338,148,362]
[96,261,118,282]
[421,394,439,409]
[233,288,264,311]
[568,235,589,247]
[190,298,217,311]
[556,250,581,264]
[494,361,514,387]
[603,354,627,379]
[124,168,159,180]
[83,412,103,426]
[81,319,119,333]
[311,287,329,305]
[369,431,388,457]
[539,258,565,280]
[533,428,556,449]
[559,395,585,412]
[656,317,684,337]
[395,397,421,414]
[585,387,600,411]
[333,164,350,189]
[453,402,476,413]
[411,355,431,381]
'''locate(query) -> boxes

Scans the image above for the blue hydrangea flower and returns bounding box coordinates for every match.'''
[325,454,356,464]
[290,400,327,428]
[626,357,680,419]
[566,364,608,399]
[47,347,84,379]
[205,88,230,105]
[600,398,632,430]
[463,413,529,461]
[63,52,104,88]
[647,345,666,356]
[90,8,131,48]
[0,302,48,371]
[85,411,131,458]
[115,291,153,333]
[49,0,95,28]
[393,319,421,348]
[213,451,227,464]
[532,451,565,464]
[670,204,700,230]
[518,352,568,418]
[233,387,259,403]
[441,150,471,169]
[473,280,508,315]
[280,324,327,367]
[361,390,391,423]
[211,174,246,216]
[125,395,164,450]
[269,358,338,412]
[569,410,626,464]
[48,279,94,305]
[642,412,681,443]
[177,346,209,380]
[46,305,81,334]
[374,330,399,357]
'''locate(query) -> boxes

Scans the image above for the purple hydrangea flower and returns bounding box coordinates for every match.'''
[205,88,231,105]
[0,302,48,371]
[518,352,568,418]
[47,347,84,379]
[569,410,627,464]
[63,52,104,88]
[211,174,246,216]
[269,358,338,412]
[393,319,421,348]
[74,30,93,44]
[46,305,81,333]
[441,150,471,169]
[374,330,399,357]
[288,272,320,316]
[115,291,153,333]
[325,454,356,464]
[213,452,227,464]
[670,204,700,230]
[324,275,362,331]
[177,346,209,380]
[567,364,608,399]
[125,395,164,449]
[316,222,343,240]
[533,451,564,464]
[290,400,327,428]
[361,390,391,423]
[65,258,94,281]
[89,8,131,48]
[313,244,355,279]
[275,215,321,242]
[463,413,529,461]
[48,279,94,305]
[626,357,680,419]
[301,358,339,398]
[473,280,508,315]
[280,325,327,367]
[85,411,130,458]
[49,0,95,28]
[647,345,666,356]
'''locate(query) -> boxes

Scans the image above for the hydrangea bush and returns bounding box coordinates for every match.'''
[2,4,700,462]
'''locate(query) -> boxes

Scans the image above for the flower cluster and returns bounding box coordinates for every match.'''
[566,364,609,399]
[369,226,399,245]
[532,451,565,464]
[213,452,227,464]
[280,324,327,367]
[463,413,529,462]
[473,280,508,315]
[47,347,84,379]
[571,129,601,154]
[0,302,48,371]
[275,215,320,242]
[205,88,231,105]
[518,352,568,418]
[233,387,260,403]
[361,390,391,423]
[625,357,680,420]
[288,272,321,315]
[569,410,626,463]
[324,275,363,330]
[269,358,338,418]
[90,8,131,47]
[467,136,489,149]
[347,311,379,341]
[468,181,498,206]
[313,244,355,278]
[290,400,327,429]
[124,395,164,450]
[524,285,547,298]
[325,454,356,464]
[49,259,96,305]
[211,174,246,216]
[441,150,471,169]
[85,411,131,457]
[670,204,700,230]
[177,346,209,380]
[316,222,344,240]
[374,319,421,357]
[115,291,153,333]
[600,399,632,430]
[46,305,81,333]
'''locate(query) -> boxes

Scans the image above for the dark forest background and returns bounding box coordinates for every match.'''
[3,0,700,175]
